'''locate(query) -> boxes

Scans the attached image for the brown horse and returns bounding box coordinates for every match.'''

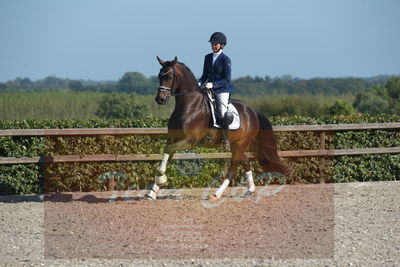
[145,56,289,201]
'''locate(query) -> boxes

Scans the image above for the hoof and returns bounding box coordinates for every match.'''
[208,194,219,202]
[145,190,157,200]
[243,191,253,198]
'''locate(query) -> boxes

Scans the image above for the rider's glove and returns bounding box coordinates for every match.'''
[197,82,202,87]
[206,82,213,89]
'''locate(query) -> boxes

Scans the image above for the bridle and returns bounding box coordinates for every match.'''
[157,66,177,97]
[157,64,205,98]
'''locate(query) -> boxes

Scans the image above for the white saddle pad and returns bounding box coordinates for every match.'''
[206,91,240,130]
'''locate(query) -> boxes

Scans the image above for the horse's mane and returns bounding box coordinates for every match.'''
[177,62,198,84]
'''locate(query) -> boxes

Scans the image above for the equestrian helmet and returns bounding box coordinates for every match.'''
[209,32,227,45]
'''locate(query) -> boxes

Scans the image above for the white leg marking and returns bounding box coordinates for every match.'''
[151,183,160,193]
[245,170,255,192]
[145,183,160,200]
[157,153,170,174]
[155,173,168,185]
[215,178,230,199]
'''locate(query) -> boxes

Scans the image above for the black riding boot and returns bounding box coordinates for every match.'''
[220,114,231,151]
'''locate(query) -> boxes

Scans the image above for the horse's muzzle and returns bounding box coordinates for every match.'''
[155,95,168,105]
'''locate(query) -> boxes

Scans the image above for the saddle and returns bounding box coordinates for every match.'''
[206,90,240,130]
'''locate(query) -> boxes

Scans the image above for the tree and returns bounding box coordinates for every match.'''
[385,77,400,114]
[385,77,400,99]
[353,91,389,114]
[95,93,147,119]
[68,80,83,91]
[117,72,156,94]
[353,78,400,115]
[20,78,33,87]
[327,100,355,116]
[0,83,6,91]
[42,76,67,87]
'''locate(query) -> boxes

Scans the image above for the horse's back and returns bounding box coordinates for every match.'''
[230,99,272,130]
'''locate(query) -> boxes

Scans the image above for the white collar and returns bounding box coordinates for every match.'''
[213,49,223,57]
[212,49,223,65]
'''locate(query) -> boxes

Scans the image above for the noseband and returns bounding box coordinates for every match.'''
[158,66,176,96]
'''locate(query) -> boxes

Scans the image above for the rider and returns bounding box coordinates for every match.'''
[199,32,234,149]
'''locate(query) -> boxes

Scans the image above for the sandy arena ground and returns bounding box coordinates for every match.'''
[0,181,399,266]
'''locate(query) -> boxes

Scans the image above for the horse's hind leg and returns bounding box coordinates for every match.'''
[211,143,249,200]
[240,154,255,196]
[212,153,255,199]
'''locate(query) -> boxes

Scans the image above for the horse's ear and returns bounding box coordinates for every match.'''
[157,56,165,66]
[171,56,178,65]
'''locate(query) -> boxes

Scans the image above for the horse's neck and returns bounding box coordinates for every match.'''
[174,89,205,112]
[174,66,209,116]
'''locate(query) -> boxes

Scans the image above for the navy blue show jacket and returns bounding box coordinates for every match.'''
[199,53,234,93]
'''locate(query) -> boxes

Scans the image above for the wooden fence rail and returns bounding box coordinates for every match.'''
[0,123,399,165]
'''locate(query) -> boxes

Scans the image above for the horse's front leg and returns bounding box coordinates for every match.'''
[145,138,192,200]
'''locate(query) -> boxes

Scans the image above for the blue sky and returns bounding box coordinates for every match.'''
[0,0,399,82]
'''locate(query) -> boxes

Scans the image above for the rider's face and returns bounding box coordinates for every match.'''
[211,43,223,53]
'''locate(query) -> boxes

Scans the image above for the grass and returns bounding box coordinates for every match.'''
[0,92,175,120]
[0,91,355,120]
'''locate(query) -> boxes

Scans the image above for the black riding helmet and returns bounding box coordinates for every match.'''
[209,32,227,45]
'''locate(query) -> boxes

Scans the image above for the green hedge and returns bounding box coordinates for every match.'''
[0,114,399,195]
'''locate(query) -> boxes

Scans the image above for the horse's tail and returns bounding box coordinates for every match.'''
[255,112,291,176]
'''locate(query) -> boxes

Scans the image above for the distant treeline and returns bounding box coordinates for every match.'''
[0,72,397,95]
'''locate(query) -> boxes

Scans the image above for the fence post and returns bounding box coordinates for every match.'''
[319,131,326,183]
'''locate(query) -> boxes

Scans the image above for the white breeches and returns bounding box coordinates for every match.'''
[214,92,230,118]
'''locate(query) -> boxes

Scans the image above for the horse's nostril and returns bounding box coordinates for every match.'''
[156,97,165,105]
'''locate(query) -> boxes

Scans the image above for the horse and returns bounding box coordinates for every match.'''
[145,56,289,201]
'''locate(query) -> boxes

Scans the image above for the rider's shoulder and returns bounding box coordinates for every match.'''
[220,53,231,62]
